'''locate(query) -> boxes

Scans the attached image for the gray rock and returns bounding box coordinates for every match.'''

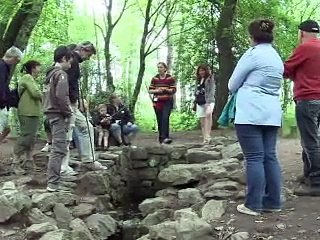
[85,213,117,239]
[122,218,144,240]
[136,234,151,240]
[209,180,240,191]
[141,209,174,227]
[2,181,16,190]
[201,200,227,222]
[53,203,73,229]
[155,188,178,197]
[26,208,57,226]
[158,162,227,186]
[0,195,18,223]
[132,161,149,169]
[230,232,250,240]
[170,145,188,160]
[72,203,96,218]
[236,190,246,200]
[32,193,56,212]
[146,145,168,155]
[178,188,204,206]
[204,190,236,199]
[137,168,158,180]
[141,180,153,187]
[26,222,58,239]
[228,170,246,185]
[1,181,32,213]
[14,176,33,186]
[39,229,71,240]
[78,172,110,195]
[32,192,78,212]
[186,149,221,163]
[149,155,167,167]
[130,147,148,160]
[174,208,212,240]
[221,142,243,160]
[60,175,77,182]
[70,218,94,240]
[148,221,177,240]
[139,197,178,216]
[99,152,119,161]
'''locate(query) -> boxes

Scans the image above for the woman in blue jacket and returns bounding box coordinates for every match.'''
[228,19,283,216]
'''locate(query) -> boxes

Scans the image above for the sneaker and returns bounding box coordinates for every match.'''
[60,166,78,176]
[82,161,108,171]
[263,208,281,213]
[237,204,260,216]
[46,184,71,192]
[41,143,51,152]
[163,138,172,144]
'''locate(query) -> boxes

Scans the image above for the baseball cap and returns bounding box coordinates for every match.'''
[299,20,320,33]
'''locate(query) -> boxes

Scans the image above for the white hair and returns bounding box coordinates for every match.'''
[4,46,23,59]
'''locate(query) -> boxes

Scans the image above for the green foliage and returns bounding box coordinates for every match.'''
[170,110,198,131]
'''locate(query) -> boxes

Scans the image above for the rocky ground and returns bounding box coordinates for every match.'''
[0,130,318,240]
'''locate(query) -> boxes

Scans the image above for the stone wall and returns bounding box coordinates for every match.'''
[0,136,247,240]
[117,136,243,205]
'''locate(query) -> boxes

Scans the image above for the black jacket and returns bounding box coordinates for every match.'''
[66,52,82,104]
[106,104,133,126]
[0,60,12,109]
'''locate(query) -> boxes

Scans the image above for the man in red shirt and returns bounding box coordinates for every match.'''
[284,20,320,193]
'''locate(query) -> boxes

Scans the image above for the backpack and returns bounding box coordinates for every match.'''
[7,86,25,108]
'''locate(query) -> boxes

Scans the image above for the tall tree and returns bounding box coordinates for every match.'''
[213,0,237,128]
[129,0,177,113]
[0,0,46,57]
[96,0,130,93]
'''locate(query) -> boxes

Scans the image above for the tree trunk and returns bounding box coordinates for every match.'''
[166,2,174,72]
[0,0,46,57]
[213,0,237,128]
[129,0,152,113]
[104,32,114,92]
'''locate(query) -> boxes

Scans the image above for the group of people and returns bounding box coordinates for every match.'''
[2,17,319,217]
[229,19,320,216]
[0,42,114,191]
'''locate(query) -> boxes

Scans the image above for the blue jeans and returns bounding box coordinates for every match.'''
[122,124,139,135]
[235,124,282,211]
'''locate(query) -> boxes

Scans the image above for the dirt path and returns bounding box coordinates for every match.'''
[0,130,317,239]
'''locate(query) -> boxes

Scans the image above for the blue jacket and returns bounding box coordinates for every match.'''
[217,93,237,127]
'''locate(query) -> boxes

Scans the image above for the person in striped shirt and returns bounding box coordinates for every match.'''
[149,62,176,144]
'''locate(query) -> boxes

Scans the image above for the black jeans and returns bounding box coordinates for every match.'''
[296,100,320,184]
[154,100,173,143]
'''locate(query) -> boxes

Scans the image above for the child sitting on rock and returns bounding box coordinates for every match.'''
[94,104,111,150]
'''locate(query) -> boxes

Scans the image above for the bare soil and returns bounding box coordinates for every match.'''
[0,130,317,240]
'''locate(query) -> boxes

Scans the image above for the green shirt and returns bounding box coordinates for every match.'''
[18,74,42,116]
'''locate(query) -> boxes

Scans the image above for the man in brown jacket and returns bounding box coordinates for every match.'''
[43,46,73,192]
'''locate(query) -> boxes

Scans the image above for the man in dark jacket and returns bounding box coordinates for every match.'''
[61,41,107,174]
[0,46,23,143]
[43,46,73,192]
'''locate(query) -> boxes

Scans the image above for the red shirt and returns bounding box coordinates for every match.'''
[284,39,320,100]
[149,74,176,110]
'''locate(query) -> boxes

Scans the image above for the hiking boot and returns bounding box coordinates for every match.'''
[293,184,320,196]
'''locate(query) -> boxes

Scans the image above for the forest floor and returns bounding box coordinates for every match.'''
[0,130,319,240]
